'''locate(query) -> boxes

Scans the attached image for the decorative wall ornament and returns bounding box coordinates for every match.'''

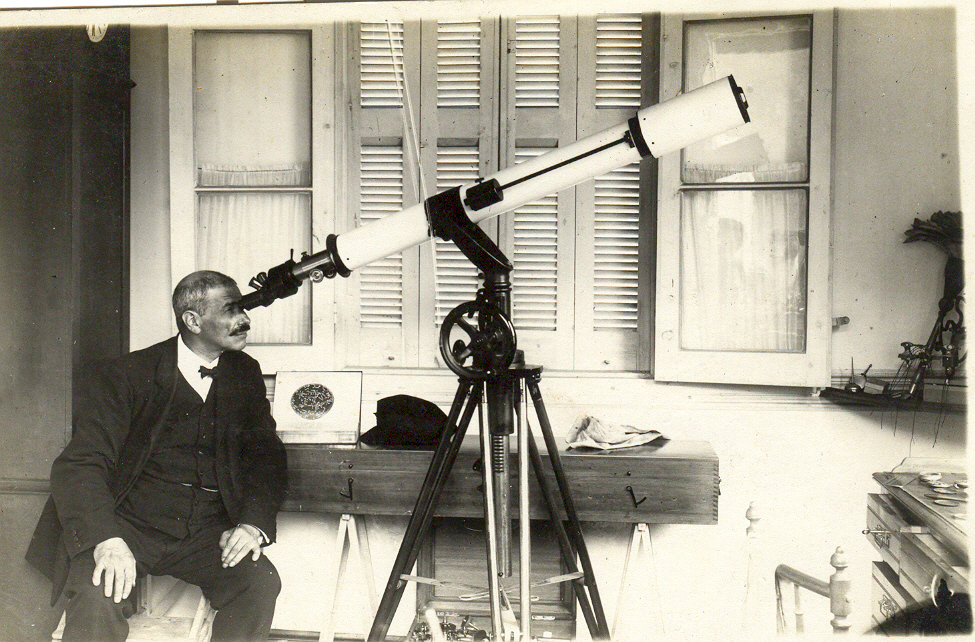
[86,24,108,43]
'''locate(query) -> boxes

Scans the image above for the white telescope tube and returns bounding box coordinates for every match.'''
[242,76,748,308]
[332,75,747,272]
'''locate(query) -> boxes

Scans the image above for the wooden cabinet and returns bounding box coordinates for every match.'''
[867,464,969,634]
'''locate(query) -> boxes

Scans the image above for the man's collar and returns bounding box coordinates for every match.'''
[178,334,220,370]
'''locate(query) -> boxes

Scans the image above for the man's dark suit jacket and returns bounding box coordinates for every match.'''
[26,336,288,605]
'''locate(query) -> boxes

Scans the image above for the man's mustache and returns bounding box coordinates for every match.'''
[231,323,251,336]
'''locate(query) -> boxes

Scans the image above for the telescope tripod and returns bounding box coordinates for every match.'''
[366,277,609,642]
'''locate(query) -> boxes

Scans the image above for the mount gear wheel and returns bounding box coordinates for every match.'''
[439,300,517,379]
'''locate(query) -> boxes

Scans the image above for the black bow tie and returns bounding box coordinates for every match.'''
[199,366,220,379]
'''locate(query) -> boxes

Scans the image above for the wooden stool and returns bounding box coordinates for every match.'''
[51,575,215,642]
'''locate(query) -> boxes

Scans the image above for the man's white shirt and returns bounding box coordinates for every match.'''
[177,335,219,401]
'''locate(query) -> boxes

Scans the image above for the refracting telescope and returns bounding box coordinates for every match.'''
[238,75,749,312]
[240,75,749,642]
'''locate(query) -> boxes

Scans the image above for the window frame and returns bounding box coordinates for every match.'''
[653,10,834,387]
[166,11,833,387]
[169,24,339,373]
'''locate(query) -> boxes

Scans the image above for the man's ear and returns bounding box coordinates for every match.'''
[181,310,202,335]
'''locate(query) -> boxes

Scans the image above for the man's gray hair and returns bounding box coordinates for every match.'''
[173,270,238,332]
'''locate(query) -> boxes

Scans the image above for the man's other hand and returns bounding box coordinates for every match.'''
[220,524,263,568]
[92,537,136,603]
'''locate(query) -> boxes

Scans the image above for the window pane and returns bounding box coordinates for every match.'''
[194,32,311,187]
[682,16,811,183]
[679,189,807,352]
[197,192,312,345]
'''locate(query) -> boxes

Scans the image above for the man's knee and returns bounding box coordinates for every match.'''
[250,556,282,601]
[62,577,133,642]
[64,551,138,618]
[209,556,281,610]
[64,575,138,618]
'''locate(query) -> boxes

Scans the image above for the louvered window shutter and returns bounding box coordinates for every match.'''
[511,148,559,332]
[342,14,657,372]
[359,146,405,327]
[437,20,482,108]
[592,15,643,333]
[431,20,485,326]
[593,164,641,330]
[433,146,481,325]
[507,18,564,335]
[412,18,501,365]
[348,20,423,366]
[571,14,649,370]
[360,21,406,109]
[359,22,406,330]
[594,15,643,108]
[514,17,561,108]
[493,16,577,368]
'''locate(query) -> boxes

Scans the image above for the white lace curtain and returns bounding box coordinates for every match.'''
[193,30,313,346]
[196,175,311,345]
[677,17,811,353]
[679,186,807,352]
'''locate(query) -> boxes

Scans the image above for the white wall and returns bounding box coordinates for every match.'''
[831,6,963,377]
[125,6,967,639]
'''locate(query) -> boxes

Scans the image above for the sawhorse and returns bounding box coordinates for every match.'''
[320,514,378,642]
[613,523,664,639]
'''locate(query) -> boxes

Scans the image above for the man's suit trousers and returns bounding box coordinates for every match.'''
[61,516,280,642]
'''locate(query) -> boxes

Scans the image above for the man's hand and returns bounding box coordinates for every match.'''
[92,537,136,603]
[220,524,264,568]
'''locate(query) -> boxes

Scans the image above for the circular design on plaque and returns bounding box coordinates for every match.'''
[291,384,334,420]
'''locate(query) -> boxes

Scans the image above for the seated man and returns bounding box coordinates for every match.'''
[28,270,288,642]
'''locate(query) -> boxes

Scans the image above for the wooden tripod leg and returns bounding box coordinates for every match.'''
[367,380,481,642]
[526,379,611,640]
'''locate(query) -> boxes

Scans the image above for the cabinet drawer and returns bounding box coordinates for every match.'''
[872,561,913,631]
[898,531,969,602]
[866,493,925,572]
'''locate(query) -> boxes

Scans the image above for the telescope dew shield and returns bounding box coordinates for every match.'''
[632,75,750,158]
